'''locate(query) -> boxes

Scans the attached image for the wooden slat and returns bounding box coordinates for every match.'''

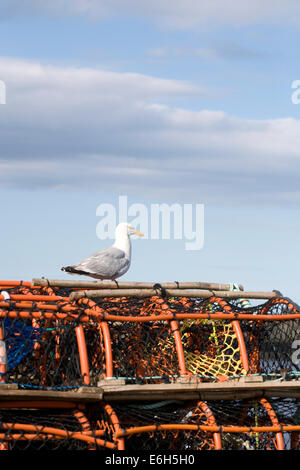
[0,380,298,403]
[99,379,300,401]
[70,288,278,301]
[0,386,102,403]
[32,278,244,291]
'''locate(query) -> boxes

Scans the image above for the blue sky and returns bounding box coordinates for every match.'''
[0,12,298,118]
[0,1,300,303]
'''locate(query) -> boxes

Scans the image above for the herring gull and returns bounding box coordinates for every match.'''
[61,222,143,280]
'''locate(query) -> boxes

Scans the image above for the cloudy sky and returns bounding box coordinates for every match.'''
[0,1,300,303]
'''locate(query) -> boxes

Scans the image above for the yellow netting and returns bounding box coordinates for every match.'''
[181,319,247,379]
[156,318,247,380]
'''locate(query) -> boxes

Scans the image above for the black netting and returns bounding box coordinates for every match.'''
[107,321,179,383]
[2,317,83,389]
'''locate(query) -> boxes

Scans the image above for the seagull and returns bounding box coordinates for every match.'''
[61,222,143,280]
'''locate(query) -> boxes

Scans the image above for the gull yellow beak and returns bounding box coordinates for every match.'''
[134,230,144,237]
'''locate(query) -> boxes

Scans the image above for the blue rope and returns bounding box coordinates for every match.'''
[3,318,44,371]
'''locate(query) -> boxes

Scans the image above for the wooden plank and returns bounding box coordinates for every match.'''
[0,386,103,403]
[0,380,299,404]
[32,278,243,291]
[100,379,300,401]
[70,288,278,301]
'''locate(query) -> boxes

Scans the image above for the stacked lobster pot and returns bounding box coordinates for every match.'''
[0,278,299,450]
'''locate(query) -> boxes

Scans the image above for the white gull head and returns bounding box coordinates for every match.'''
[112,223,144,256]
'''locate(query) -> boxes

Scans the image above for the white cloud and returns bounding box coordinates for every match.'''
[2,0,300,28]
[0,57,300,204]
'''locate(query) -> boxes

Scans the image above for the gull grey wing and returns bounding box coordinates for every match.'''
[74,246,130,278]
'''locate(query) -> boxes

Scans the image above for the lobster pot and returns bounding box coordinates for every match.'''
[101,398,300,451]
[0,405,115,451]
[2,317,83,390]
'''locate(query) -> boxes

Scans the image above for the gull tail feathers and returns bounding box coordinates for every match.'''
[61,266,91,276]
